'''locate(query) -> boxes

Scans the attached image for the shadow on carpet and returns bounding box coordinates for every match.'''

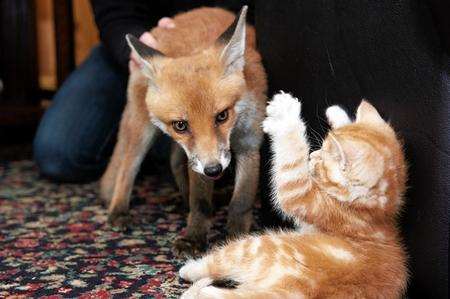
[0,161,261,298]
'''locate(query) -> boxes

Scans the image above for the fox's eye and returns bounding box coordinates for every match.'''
[216,109,229,124]
[172,120,188,133]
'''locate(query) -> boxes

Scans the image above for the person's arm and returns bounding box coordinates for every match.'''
[90,0,163,71]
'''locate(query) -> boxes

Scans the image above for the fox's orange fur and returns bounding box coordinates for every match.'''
[180,93,408,298]
[100,7,267,256]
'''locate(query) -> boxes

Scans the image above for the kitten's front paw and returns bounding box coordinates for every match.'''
[180,278,214,299]
[179,259,209,282]
[262,91,304,136]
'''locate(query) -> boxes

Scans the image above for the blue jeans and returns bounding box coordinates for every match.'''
[34,46,129,182]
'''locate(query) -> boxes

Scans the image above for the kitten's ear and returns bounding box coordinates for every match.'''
[329,134,347,169]
[326,105,351,129]
[343,139,385,188]
[126,34,164,81]
[217,6,247,76]
[356,100,385,124]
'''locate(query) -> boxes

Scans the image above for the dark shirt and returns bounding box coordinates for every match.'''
[90,0,253,71]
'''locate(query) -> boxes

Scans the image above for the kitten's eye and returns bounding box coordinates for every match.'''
[172,120,188,133]
[216,109,229,124]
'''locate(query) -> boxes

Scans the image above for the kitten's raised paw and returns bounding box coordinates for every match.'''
[326,105,351,128]
[174,236,207,258]
[263,91,303,135]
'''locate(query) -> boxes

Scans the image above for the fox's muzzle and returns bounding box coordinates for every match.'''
[188,148,231,179]
[203,163,223,179]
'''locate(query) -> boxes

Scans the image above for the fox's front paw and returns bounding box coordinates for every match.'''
[174,236,207,258]
[107,211,131,232]
[262,91,304,136]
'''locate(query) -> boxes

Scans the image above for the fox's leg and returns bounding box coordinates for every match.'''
[262,92,316,221]
[170,142,189,206]
[227,151,260,237]
[100,72,146,204]
[174,168,214,257]
[100,133,125,203]
[107,123,158,228]
[101,96,159,228]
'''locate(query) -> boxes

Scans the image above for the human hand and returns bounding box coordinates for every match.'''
[129,17,175,73]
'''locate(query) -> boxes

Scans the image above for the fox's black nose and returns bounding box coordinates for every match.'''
[204,164,223,178]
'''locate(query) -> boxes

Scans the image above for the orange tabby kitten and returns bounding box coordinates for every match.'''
[179,92,408,298]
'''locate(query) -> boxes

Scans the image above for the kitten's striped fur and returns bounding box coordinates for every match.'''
[180,92,408,298]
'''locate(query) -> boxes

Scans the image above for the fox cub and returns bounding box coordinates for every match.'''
[179,93,408,298]
[100,6,267,256]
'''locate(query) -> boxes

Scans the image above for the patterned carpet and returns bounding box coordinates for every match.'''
[0,161,261,298]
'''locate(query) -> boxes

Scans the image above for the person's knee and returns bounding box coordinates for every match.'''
[32,44,124,183]
[33,133,72,182]
[33,132,101,183]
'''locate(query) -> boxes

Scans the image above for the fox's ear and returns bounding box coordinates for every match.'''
[355,100,385,124]
[217,6,247,76]
[126,34,164,81]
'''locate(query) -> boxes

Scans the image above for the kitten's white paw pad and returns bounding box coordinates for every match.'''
[180,278,214,299]
[263,91,303,135]
[179,259,208,282]
[266,92,301,119]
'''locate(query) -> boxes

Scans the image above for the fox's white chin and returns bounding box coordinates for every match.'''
[191,160,205,176]
[190,152,231,177]
[219,151,232,171]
